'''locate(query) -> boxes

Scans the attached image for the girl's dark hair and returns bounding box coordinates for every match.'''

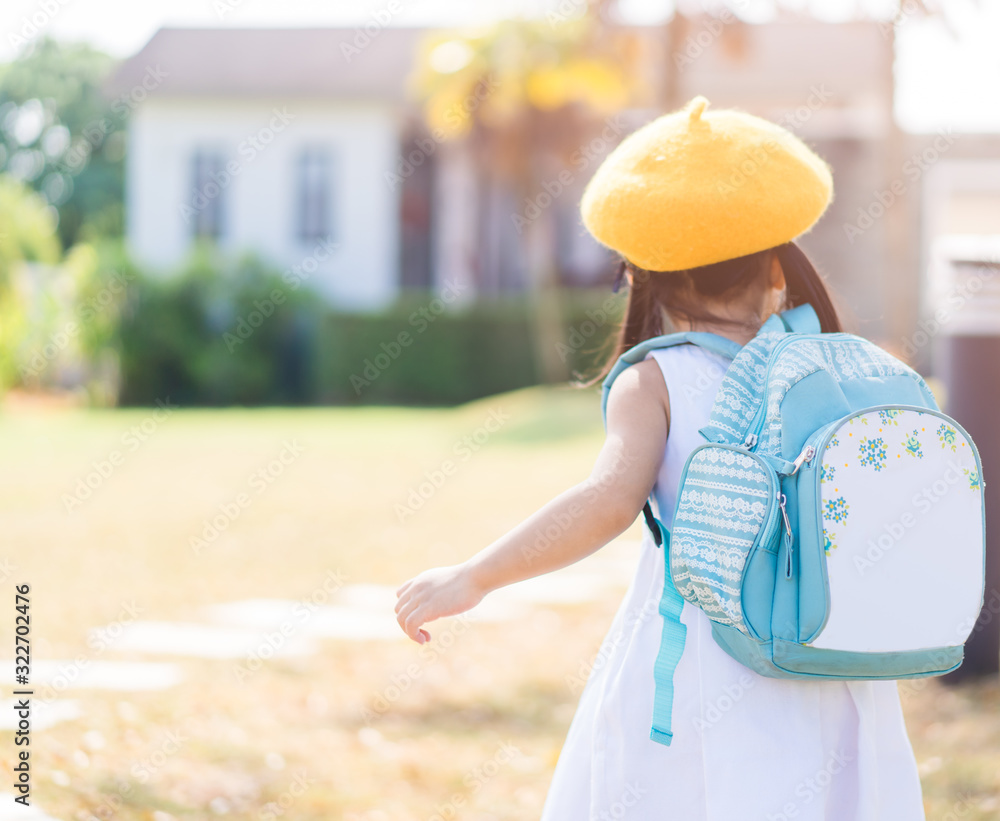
[582,241,842,386]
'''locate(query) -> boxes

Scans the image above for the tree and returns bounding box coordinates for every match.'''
[0,38,123,249]
[0,175,61,390]
[0,173,125,402]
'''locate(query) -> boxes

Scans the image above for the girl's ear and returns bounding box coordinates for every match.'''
[769,252,787,292]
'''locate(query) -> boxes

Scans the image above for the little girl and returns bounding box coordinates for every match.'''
[395,96,926,820]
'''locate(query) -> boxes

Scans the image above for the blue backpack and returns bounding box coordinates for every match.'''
[601,303,987,746]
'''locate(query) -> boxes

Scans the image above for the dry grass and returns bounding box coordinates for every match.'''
[1,385,997,820]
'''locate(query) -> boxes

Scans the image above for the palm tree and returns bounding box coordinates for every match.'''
[410,10,644,383]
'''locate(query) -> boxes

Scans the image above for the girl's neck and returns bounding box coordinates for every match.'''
[667,308,773,347]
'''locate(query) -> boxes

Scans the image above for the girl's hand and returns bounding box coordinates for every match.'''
[394,564,486,644]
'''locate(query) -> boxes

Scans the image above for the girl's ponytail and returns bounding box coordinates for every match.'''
[774,242,843,333]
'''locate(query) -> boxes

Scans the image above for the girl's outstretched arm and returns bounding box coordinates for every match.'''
[394,359,669,643]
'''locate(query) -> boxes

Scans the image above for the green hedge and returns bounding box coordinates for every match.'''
[116,247,625,406]
[314,290,624,406]
[118,249,321,406]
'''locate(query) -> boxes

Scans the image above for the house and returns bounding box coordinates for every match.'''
[107,27,422,311]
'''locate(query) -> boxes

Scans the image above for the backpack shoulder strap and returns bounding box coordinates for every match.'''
[776,302,821,334]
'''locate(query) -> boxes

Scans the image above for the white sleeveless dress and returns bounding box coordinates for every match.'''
[540,344,926,821]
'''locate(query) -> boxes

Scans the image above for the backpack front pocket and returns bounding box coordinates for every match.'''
[670,444,782,638]
[798,406,985,653]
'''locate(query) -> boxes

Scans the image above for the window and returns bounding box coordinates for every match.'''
[189,150,226,240]
[295,146,333,244]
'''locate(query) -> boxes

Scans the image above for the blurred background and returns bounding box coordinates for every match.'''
[1,1,998,819]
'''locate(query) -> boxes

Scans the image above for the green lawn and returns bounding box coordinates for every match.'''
[2,386,998,819]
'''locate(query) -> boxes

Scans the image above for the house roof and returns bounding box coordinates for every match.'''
[104,27,424,101]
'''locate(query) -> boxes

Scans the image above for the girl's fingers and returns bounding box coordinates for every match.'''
[395,579,412,597]
[395,598,420,631]
[393,590,409,615]
[403,606,428,642]
[394,581,422,614]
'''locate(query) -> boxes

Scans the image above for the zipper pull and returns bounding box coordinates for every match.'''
[789,445,816,475]
[743,432,758,449]
[779,492,794,578]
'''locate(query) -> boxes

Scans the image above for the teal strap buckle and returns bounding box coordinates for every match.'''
[641,502,668,547]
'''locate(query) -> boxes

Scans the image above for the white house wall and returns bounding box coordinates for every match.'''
[432,139,477,304]
[126,97,401,310]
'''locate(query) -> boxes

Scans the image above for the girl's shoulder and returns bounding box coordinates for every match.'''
[641,344,732,412]
[604,356,670,428]
[606,356,668,404]
[642,342,734,379]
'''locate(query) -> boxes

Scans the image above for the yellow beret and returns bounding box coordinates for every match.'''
[580,95,834,272]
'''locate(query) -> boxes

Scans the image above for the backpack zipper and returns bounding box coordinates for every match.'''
[789,445,816,475]
[779,492,794,578]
